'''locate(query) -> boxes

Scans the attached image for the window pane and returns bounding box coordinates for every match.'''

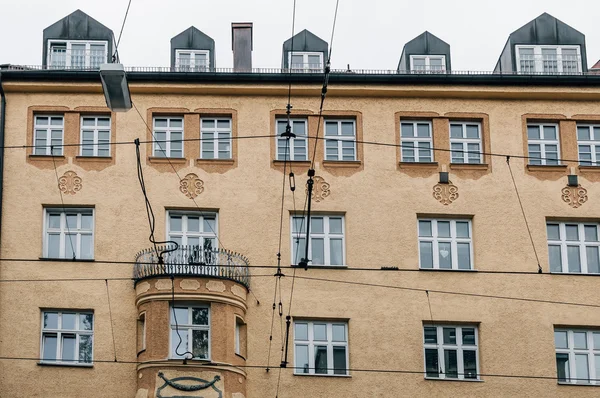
[79,335,93,363]
[48,214,61,229]
[62,334,76,362]
[330,239,343,266]
[401,123,414,137]
[187,217,200,232]
[584,226,598,242]
[556,353,570,382]
[437,221,450,238]
[341,122,354,136]
[457,243,471,270]
[424,327,437,344]
[586,247,600,274]
[48,234,60,258]
[544,126,557,140]
[314,346,328,374]
[419,221,432,237]
[466,125,479,138]
[463,350,477,379]
[549,245,562,272]
[462,328,476,345]
[80,234,93,259]
[565,225,579,241]
[596,355,600,383]
[217,120,230,129]
[293,121,306,136]
[456,222,469,238]
[295,323,308,341]
[450,125,463,138]
[574,332,587,349]
[295,345,309,373]
[171,329,188,358]
[293,237,306,264]
[44,312,59,329]
[314,324,327,341]
[527,125,540,140]
[66,214,77,230]
[329,218,343,234]
[332,324,346,342]
[42,334,57,361]
[419,242,433,268]
[311,217,324,234]
[170,119,183,128]
[567,246,581,273]
[444,350,458,378]
[203,217,216,234]
[172,307,188,324]
[416,124,430,138]
[425,349,439,378]
[311,238,324,265]
[170,216,182,232]
[81,214,93,230]
[575,354,589,383]
[192,330,209,359]
[333,346,347,375]
[555,331,568,349]
[80,314,93,331]
[443,328,456,344]
[578,126,591,141]
[62,313,76,330]
[547,224,560,240]
[438,242,452,269]
[192,308,209,325]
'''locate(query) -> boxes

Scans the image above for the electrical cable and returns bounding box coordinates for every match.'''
[170,277,193,360]
[50,146,76,260]
[105,279,118,362]
[113,0,133,61]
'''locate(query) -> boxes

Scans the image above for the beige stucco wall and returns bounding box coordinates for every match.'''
[0,81,599,397]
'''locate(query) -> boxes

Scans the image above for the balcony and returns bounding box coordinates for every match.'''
[133,245,250,289]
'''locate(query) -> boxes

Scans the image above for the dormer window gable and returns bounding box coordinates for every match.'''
[47,40,108,69]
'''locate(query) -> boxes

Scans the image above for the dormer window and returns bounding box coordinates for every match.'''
[516,45,581,74]
[410,55,446,72]
[175,50,210,72]
[48,40,107,69]
[289,52,323,73]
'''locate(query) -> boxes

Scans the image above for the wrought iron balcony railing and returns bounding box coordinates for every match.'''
[134,245,250,289]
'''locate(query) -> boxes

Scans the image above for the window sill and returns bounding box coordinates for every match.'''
[548,271,600,277]
[578,166,600,173]
[39,257,95,262]
[148,157,187,164]
[419,268,476,272]
[291,264,348,269]
[196,158,235,165]
[75,156,112,162]
[450,163,489,170]
[38,361,93,368]
[294,373,351,378]
[28,154,66,160]
[424,377,482,382]
[322,160,362,168]
[399,162,438,169]
[558,382,600,387]
[526,164,568,172]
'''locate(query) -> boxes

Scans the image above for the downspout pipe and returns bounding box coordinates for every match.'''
[0,72,5,243]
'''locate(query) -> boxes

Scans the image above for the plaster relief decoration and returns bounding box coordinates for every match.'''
[58,171,82,195]
[562,185,588,208]
[206,280,226,293]
[156,372,222,398]
[433,181,459,205]
[306,175,331,202]
[180,173,204,199]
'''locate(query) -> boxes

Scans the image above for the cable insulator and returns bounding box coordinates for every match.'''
[289,172,296,192]
[281,123,296,139]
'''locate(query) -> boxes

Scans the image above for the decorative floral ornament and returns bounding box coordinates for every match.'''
[561,185,587,208]
[432,181,459,205]
[307,176,331,202]
[58,171,82,195]
[179,173,204,199]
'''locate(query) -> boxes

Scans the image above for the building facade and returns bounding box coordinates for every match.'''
[1,10,600,398]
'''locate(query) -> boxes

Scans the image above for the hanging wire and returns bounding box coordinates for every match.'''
[112,0,133,61]
[171,277,193,360]
[425,290,442,375]
[105,279,118,362]
[50,146,76,260]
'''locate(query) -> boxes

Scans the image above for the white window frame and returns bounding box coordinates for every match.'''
[547,222,600,275]
[554,328,600,385]
[291,215,346,267]
[276,118,308,161]
[153,116,184,158]
[43,208,94,260]
[423,325,480,380]
[175,49,210,72]
[449,122,482,164]
[418,219,474,270]
[410,55,446,72]
[166,211,218,247]
[80,115,111,157]
[527,123,561,165]
[47,39,108,69]
[200,118,232,159]
[34,115,64,156]
[137,312,146,353]
[324,119,356,161]
[576,124,600,166]
[515,45,582,74]
[289,51,324,72]
[40,310,94,366]
[234,315,246,356]
[169,304,211,360]
[400,120,434,162]
[293,320,349,376]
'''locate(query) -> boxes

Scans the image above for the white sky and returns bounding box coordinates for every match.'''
[1,0,599,71]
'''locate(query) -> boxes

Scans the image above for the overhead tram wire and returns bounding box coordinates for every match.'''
[113,0,133,61]
[105,279,118,362]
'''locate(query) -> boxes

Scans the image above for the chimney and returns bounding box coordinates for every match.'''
[232,22,253,72]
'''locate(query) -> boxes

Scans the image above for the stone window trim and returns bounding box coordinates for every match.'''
[27,106,116,170]
[270,109,363,171]
[522,114,573,176]
[234,314,247,360]
[293,319,350,376]
[395,112,491,175]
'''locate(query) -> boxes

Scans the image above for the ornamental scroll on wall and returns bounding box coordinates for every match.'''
[155,371,223,398]
[306,176,331,202]
[58,171,82,195]
[562,184,588,208]
[179,173,204,199]
[432,181,459,205]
